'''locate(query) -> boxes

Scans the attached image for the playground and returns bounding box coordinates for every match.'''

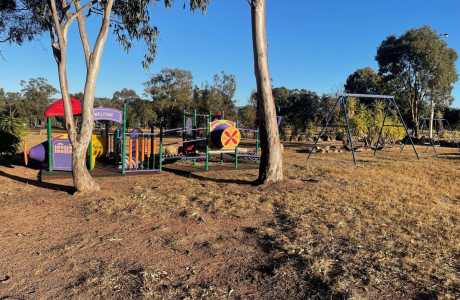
[25,98,261,180]
[1,143,459,299]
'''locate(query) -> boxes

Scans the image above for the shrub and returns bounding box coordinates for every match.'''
[0,114,25,157]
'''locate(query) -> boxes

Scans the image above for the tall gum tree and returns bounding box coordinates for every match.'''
[250,0,283,183]
[376,26,458,138]
[0,0,209,193]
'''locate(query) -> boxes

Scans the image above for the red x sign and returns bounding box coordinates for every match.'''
[223,128,239,146]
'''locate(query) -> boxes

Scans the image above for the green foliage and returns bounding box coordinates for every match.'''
[238,104,257,128]
[376,26,458,133]
[350,103,371,137]
[347,100,406,143]
[144,69,237,127]
[18,77,57,127]
[0,78,56,128]
[0,113,25,156]
[144,68,194,127]
[127,99,156,128]
[345,67,384,96]
[194,71,237,119]
[272,87,320,134]
[1,1,210,69]
[0,113,24,136]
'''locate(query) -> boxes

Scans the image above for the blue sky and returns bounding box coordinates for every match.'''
[1,0,459,107]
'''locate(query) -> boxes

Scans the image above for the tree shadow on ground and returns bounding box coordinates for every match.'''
[163,167,256,185]
[0,170,75,194]
[242,201,349,299]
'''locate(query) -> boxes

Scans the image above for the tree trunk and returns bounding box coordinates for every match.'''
[72,142,99,192]
[250,0,283,184]
[49,0,114,193]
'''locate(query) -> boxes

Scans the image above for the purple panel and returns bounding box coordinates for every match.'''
[53,139,73,171]
[94,107,123,123]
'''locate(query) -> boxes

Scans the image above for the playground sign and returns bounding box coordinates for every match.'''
[53,139,73,171]
[94,107,123,123]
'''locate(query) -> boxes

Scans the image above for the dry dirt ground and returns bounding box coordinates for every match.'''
[0,145,459,299]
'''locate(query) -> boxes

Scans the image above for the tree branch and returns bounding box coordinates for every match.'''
[73,0,92,67]
[49,0,78,144]
[49,0,66,46]
[62,0,95,37]
[91,0,114,63]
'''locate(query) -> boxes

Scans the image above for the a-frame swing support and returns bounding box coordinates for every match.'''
[307,93,419,165]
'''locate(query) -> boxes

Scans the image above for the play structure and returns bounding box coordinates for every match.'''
[307,93,419,165]
[121,110,260,174]
[28,99,260,176]
[29,98,124,172]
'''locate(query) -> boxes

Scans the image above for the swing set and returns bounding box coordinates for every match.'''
[307,93,419,165]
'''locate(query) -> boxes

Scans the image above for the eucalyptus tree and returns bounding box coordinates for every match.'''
[144,68,194,127]
[345,68,384,98]
[0,0,209,193]
[376,26,458,137]
[250,0,283,183]
[20,77,57,127]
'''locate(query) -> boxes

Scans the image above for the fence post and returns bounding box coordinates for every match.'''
[47,117,53,172]
[235,120,239,169]
[159,125,163,172]
[205,114,209,171]
[121,103,127,175]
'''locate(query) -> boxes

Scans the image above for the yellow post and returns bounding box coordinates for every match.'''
[23,139,28,166]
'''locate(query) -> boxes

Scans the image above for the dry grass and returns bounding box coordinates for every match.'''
[1,143,459,299]
[75,146,460,299]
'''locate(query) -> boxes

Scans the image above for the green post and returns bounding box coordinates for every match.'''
[205,114,209,171]
[235,120,239,169]
[88,138,93,170]
[159,125,163,172]
[47,117,53,172]
[121,103,127,175]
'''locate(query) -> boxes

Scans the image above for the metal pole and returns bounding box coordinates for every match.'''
[150,125,154,169]
[307,96,341,161]
[121,103,127,175]
[235,120,239,169]
[374,102,388,157]
[205,114,209,171]
[159,124,163,172]
[391,98,419,159]
[47,117,53,172]
[342,97,357,165]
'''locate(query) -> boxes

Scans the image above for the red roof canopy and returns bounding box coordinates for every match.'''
[44,97,82,117]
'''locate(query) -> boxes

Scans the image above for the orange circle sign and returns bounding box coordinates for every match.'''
[221,127,241,149]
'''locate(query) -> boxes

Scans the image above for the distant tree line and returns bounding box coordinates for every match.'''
[0,70,240,130]
[1,27,458,138]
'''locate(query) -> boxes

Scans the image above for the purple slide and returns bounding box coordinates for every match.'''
[29,142,46,162]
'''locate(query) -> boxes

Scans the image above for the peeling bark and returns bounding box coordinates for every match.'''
[49,0,114,193]
[250,0,283,184]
